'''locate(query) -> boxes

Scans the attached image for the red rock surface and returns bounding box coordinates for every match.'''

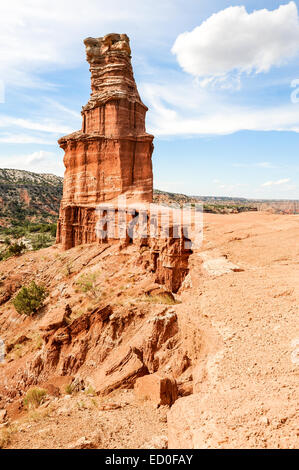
[56,33,153,249]
[56,33,191,293]
[135,373,178,406]
[0,212,297,449]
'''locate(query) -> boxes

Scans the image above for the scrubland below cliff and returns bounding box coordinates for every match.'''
[0,211,298,449]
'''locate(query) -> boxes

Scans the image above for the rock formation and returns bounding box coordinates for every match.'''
[56,33,192,293]
[56,33,153,249]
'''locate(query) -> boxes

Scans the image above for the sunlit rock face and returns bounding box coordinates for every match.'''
[56,34,191,293]
[56,33,154,248]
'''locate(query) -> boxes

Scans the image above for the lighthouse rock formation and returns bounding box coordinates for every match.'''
[56,34,153,246]
[56,33,191,293]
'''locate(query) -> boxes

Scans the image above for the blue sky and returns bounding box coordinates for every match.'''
[0,0,298,199]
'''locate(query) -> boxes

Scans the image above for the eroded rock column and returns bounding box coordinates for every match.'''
[56,33,153,249]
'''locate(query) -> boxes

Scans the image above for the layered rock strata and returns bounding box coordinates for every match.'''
[56,33,153,246]
[56,33,191,292]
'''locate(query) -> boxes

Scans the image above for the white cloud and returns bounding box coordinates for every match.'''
[172,2,299,85]
[0,80,4,103]
[25,150,55,164]
[142,80,299,136]
[0,115,74,134]
[0,0,178,88]
[0,100,81,145]
[255,162,275,168]
[261,178,291,186]
[0,133,55,144]
[0,150,64,175]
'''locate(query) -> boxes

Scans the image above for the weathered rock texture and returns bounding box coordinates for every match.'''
[56,33,153,249]
[135,373,178,406]
[1,212,298,449]
[56,33,191,293]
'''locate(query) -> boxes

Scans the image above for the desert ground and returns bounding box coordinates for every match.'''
[0,211,298,449]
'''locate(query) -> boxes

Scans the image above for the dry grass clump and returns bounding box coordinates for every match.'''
[142,292,178,305]
[65,383,75,395]
[0,424,17,449]
[23,387,47,409]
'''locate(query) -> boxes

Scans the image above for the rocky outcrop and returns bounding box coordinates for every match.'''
[56,33,153,249]
[1,303,188,400]
[56,33,192,293]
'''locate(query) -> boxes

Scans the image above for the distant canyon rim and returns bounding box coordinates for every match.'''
[0,33,297,450]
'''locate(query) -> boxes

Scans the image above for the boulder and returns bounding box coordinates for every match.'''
[39,382,60,397]
[135,373,178,406]
[39,307,67,331]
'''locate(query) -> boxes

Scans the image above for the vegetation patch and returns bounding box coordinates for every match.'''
[142,291,178,305]
[0,425,17,449]
[0,241,26,261]
[23,388,47,410]
[12,281,48,316]
[75,272,100,298]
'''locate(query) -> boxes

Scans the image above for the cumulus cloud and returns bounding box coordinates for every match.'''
[141,81,299,136]
[261,178,291,187]
[25,150,56,164]
[172,2,299,84]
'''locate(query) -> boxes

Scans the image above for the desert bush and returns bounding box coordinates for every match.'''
[84,385,96,396]
[49,223,57,237]
[65,384,73,395]
[0,241,26,261]
[0,425,16,449]
[23,387,47,409]
[0,428,10,449]
[31,233,52,250]
[28,223,57,235]
[7,242,26,256]
[76,272,99,297]
[64,261,73,276]
[12,281,47,316]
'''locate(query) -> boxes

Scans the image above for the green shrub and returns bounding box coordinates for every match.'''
[12,281,47,316]
[64,261,73,277]
[50,223,57,238]
[31,233,52,250]
[23,388,47,409]
[84,385,96,396]
[65,384,74,395]
[7,242,26,256]
[0,241,26,261]
[76,273,98,297]
[143,291,178,305]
